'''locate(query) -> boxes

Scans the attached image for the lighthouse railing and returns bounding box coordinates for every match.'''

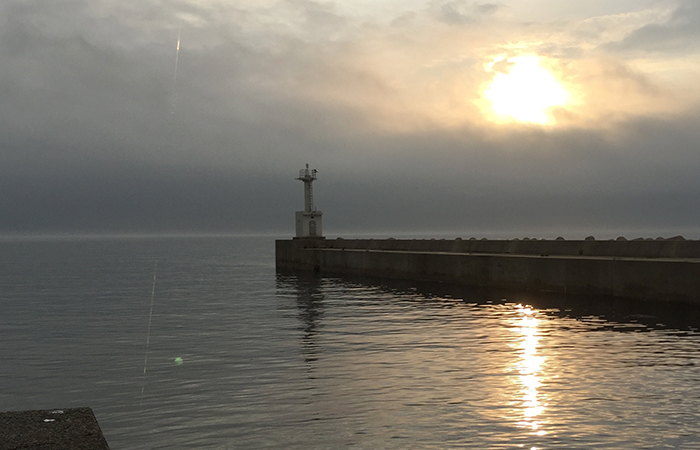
[297,168,317,180]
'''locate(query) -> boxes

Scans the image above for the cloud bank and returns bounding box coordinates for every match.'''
[1,0,699,236]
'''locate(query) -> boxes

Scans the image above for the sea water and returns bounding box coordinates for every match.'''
[2,235,700,449]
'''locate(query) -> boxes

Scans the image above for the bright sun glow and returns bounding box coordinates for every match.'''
[484,55,569,125]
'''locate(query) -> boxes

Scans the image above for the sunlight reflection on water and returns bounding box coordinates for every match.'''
[514,305,547,437]
[2,236,700,449]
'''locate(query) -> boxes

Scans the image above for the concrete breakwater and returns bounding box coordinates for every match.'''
[275,238,700,303]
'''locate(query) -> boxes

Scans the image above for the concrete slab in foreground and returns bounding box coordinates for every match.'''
[0,407,110,450]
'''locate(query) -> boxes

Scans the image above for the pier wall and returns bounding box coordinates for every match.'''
[276,238,700,303]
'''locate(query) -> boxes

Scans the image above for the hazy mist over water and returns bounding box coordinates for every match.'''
[2,235,700,449]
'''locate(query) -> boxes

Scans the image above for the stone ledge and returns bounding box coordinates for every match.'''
[0,407,110,450]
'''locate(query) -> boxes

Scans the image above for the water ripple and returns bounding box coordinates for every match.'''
[2,236,700,449]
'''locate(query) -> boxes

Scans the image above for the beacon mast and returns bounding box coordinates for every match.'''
[295,164,323,238]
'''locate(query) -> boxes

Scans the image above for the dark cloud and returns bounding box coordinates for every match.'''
[429,0,501,25]
[3,107,699,234]
[606,1,700,53]
[1,0,700,236]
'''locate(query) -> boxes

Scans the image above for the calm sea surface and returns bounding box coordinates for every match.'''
[2,235,700,449]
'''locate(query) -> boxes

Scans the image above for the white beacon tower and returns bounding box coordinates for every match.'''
[295,164,324,239]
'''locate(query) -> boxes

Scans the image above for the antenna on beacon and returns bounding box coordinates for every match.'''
[295,164,324,239]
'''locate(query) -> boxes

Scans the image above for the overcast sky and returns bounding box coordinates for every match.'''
[1,0,700,237]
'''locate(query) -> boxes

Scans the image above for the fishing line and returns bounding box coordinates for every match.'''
[141,34,182,403]
[140,259,158,400]
[170,29,182,116]
[173,30,181,89]
[162,29,182,152]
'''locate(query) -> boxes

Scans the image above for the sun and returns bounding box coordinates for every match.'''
[483,55,569,125]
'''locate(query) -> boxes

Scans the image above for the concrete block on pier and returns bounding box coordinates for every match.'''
[0,407,110,450]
